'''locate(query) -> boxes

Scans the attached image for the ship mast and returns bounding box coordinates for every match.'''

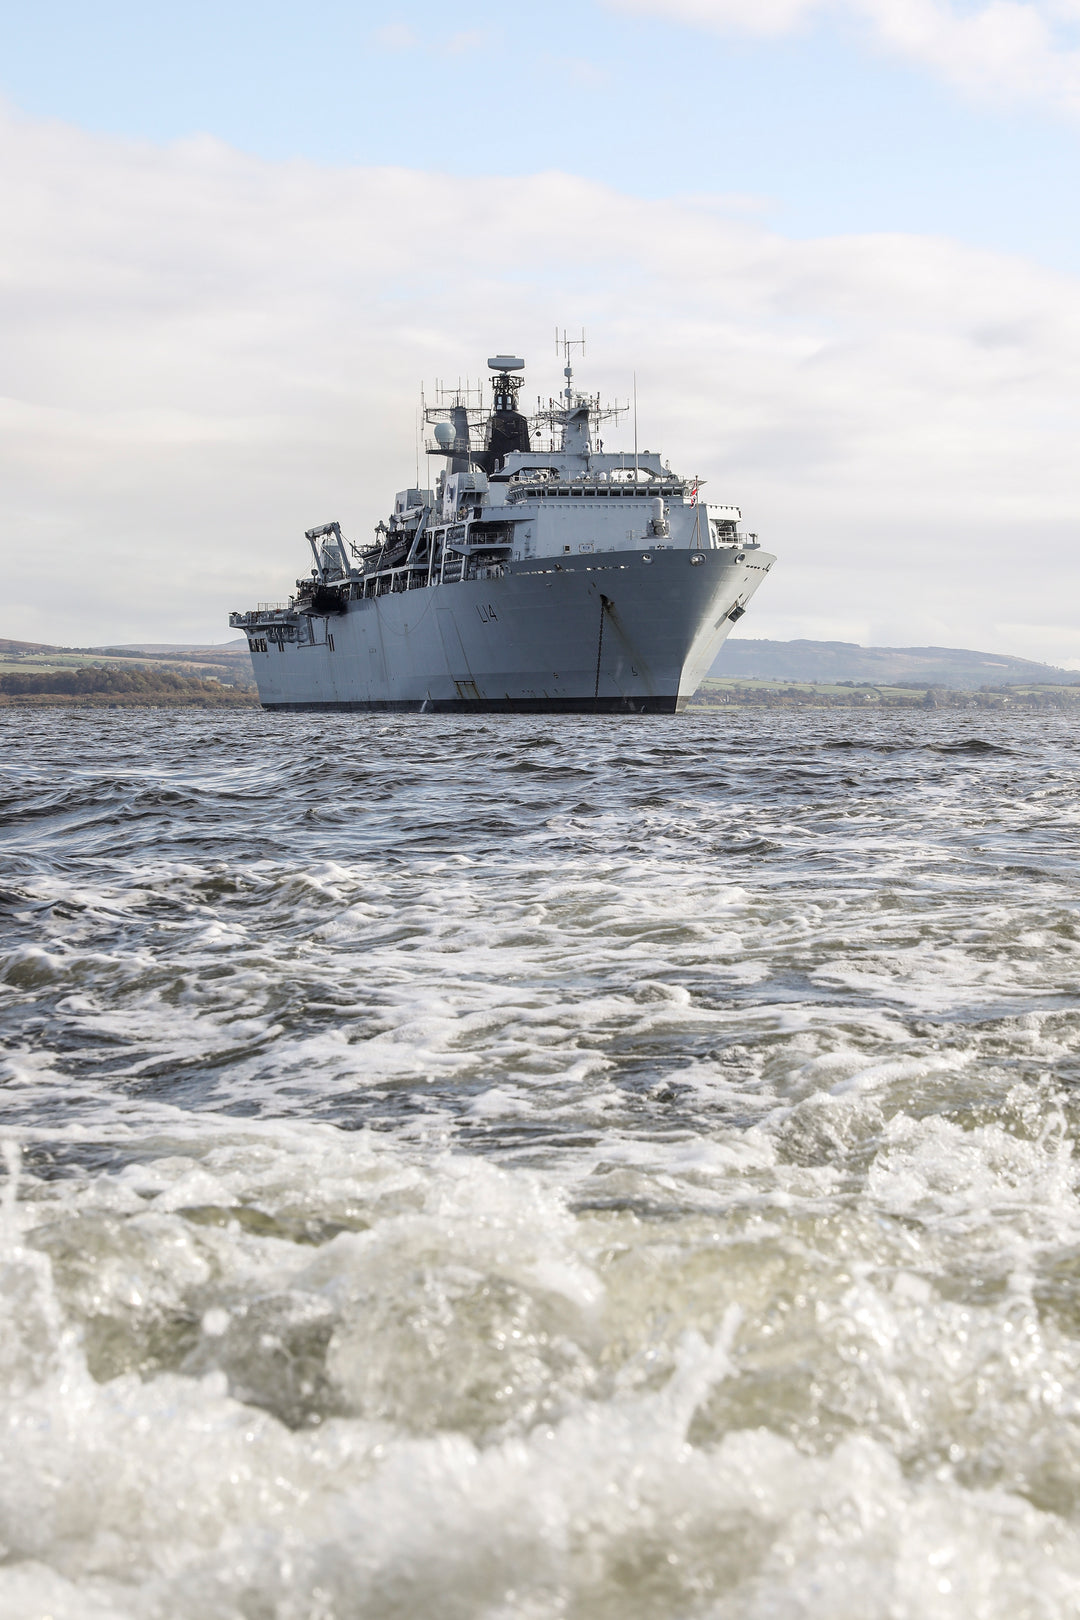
[557,327,586,413]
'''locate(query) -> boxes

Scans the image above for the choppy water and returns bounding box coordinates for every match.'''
[2,707,1080,1619]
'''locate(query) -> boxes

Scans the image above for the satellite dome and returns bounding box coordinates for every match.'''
[433,421,455,446]
[487,355,525,372]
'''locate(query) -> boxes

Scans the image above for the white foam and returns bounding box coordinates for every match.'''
[0,1093,1074,1610]
[5,709,1080,1610]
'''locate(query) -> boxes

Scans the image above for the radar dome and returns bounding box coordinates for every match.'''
[487,355,525,372]
[433,421,455,447]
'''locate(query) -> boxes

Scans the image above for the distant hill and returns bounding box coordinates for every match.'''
[2,637,249,658]
[710,639,1078,690]
[107,641,250,655]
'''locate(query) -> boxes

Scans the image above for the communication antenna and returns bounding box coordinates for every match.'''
[628,370,637,479]
[555,326,586,410]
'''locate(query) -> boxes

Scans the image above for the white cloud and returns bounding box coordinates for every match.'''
[444,29,493,53]
[607,0,1080,117]
[373,23,420,50]
[374,23,495,55]
[1,106,1080,660]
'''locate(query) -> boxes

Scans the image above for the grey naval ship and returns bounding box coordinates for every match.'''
[231,346,775,712]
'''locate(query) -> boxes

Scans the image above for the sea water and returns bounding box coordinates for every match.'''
[1,707,1079,1619]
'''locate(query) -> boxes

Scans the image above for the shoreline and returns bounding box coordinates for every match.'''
[0,693,258,709]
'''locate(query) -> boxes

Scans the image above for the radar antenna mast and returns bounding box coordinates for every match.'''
[531,330,626,451]
[555,327,586,410]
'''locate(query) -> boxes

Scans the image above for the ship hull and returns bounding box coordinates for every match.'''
[248,548,774,713]
[264,694,683,714]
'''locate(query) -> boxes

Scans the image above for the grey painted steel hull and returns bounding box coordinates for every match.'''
[250,548,775,713]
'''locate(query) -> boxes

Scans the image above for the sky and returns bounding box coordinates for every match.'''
[2,0,1079,659]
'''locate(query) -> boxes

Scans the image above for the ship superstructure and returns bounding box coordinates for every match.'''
[231,344,775,711]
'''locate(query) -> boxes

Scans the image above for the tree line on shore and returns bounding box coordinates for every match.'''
[0,667,257,704]
[695,683,1080,709]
